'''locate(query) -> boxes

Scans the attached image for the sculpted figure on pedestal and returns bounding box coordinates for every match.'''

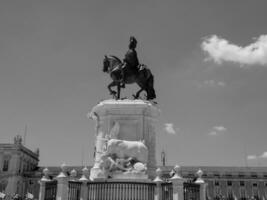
[99,138,148,178]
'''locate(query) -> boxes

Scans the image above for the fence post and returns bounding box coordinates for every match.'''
[153,168,163,200]
[194,169,207,200]
[170,165,185,200]
[56,163,69,200]
[39,168,51,200]
[79,167,89,200]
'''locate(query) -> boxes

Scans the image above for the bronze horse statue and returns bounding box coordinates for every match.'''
[102,55,156,100]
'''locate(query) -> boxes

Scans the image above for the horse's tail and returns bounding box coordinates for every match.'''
[146,74,156,100]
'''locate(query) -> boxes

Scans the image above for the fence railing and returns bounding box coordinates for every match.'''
[40,166,205,200]
[87,181,156,200]
[68,181,82,200]
[161,182,173,200]
[44,180,57,200]
[184,182,200,200]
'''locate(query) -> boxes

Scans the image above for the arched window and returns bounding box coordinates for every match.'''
[3,159,9,171]
[0,180,8,192]
[227,187,234,200]
[240,187,247,200]
[214,184,221,199]
[252,182,259,200]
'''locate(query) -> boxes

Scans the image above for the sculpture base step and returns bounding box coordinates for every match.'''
[112,172,148,180]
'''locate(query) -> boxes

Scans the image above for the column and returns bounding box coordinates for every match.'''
[79,167,89,200]
[56,163,69,200]
[195,169,207,200]
[39,168,51,200]
[153,168,163,200]
[170,165,185,200]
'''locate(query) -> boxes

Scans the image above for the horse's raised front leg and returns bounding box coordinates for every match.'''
[108,81,118,98]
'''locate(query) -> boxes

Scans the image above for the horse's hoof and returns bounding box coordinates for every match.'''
[132,94,138,99]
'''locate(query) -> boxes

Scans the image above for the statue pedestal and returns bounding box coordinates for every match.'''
[89,166,106,180]
[88,99,160,180]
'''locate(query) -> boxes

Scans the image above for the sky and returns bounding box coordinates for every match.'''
[1,0,267,167]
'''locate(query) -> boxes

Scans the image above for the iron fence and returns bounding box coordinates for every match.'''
[161,182,173,200]
[68,181,82,200]
[44,180,57,200]
[184,182,200,200]
[87,181,156,200]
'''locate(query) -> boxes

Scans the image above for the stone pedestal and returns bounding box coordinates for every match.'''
[88,99,160,180]
[111,171,148,180]
[171,165,185,200]
[195,169,207,200]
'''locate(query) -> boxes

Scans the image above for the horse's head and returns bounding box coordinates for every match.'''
[103,55,109,73]
[102,55,122,73]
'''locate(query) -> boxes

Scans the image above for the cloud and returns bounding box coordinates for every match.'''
[208,126,227,136]
[208,131,218,136]
[164,123,178,135]
[247,155,257,160]
[201,35,267,66]
[259,152,267,158]
[199,80,226,88]
[213,126,227,132]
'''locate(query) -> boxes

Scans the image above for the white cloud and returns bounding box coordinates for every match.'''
[201,35,267,66]
[217,81,226,87]
[203,80,226,87]
[208,126,227,136]
[247,155,257,160]
[213,126,227,132]
[259,152,267,158]
[208,131,218,136]
[164,123,178,135]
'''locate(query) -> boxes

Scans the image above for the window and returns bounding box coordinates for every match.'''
[214,185,221,198]
[240,181,245,187]
[239,172,245,178]
[251,173,258,178]
[0,180,8,192]
[227,181,232,186]
[3,159,9,171]
[225,173,232,178]
[240,187,246,199]
[227,187,234,200]
[252,186,259,199]
[253,183,258,187]
[215,181,220,186]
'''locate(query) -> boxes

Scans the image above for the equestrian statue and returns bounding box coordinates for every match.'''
[102,36,156,100]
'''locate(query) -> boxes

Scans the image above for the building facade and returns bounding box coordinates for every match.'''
[162,166,267,200]
[0,135,40,197]
[1,137,267,199]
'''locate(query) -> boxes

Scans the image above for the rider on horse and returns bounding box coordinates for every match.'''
[120,36,139,88]
[102,37,156,100]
